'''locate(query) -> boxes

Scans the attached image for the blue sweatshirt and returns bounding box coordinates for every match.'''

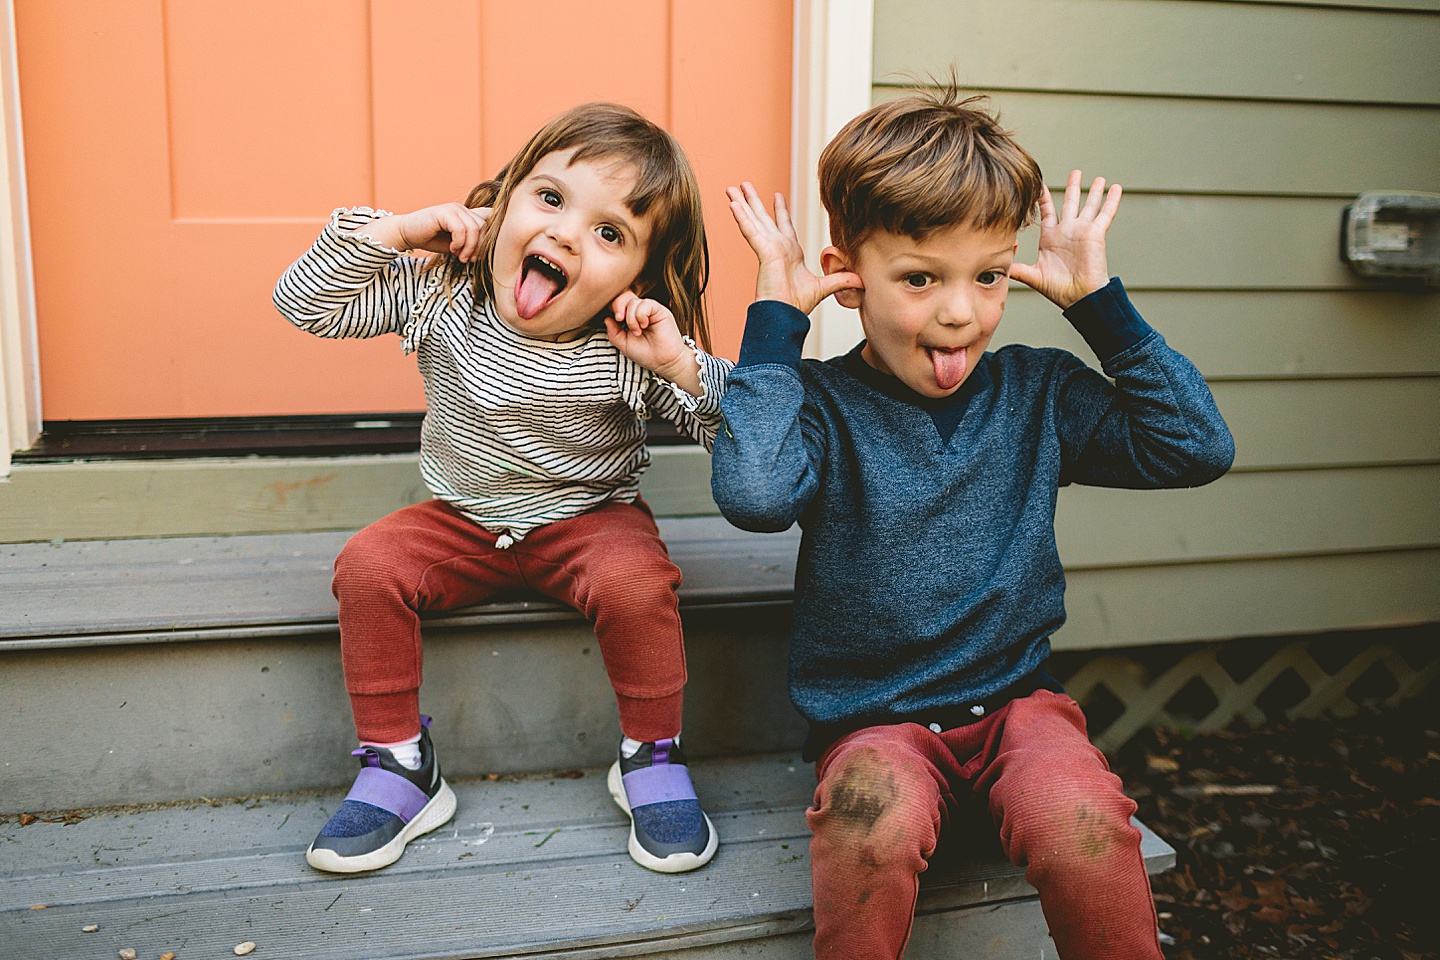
[711,279,1234,758]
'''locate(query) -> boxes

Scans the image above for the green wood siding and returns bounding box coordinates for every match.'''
[875,0,1440,648]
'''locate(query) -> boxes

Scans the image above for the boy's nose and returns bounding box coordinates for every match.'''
[938,291,975,327]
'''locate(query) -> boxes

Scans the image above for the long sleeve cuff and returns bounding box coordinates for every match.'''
[737,301,811,369]
[1062,277,1155,364]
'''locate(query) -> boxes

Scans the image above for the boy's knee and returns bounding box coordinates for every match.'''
[999,780,1140,875]
[811,745,938,869]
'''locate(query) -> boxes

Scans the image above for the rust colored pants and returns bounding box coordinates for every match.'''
[808,690,1162,960]
[332,499,686,744]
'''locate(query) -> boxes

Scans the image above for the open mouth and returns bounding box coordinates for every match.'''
[515,254,568,320]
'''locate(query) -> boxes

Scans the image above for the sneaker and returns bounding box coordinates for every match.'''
[305,717,457,873]
[607,737,718,873]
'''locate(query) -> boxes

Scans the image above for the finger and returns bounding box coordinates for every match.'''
[610,291,637,328]
[1007,261,1042,290]
[1036,184,1058,228]
[816,271,864,300]
[742,182,776,226]
[1094,183,1123,230]
[775,193,800,244]
[1080,178,1107,220]
[1061,170,1083,221]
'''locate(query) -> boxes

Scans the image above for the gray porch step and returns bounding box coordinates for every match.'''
[1,521,807,811]
[0,752,1174,960]
[0,518,801,649]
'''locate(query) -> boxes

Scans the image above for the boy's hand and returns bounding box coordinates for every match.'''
[357,204,492,262]
[605,292,704,397]
[1009,170,1121,309]
[726,182,862,315]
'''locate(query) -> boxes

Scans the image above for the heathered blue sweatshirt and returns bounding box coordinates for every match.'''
[711,279,1234,758]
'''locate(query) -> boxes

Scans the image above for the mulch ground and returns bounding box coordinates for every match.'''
[1109,700,1439,959]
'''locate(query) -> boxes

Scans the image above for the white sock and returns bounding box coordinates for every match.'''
[363,734,422,770]
[621,732,680,759]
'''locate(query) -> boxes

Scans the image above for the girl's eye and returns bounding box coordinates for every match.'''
[539,189,561,207]
[598,225,622,244]
[978,270,1006,286]
[902,273,932,289]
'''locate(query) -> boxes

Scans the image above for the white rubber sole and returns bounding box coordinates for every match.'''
[305,779,457,874]
[607,760,719,873]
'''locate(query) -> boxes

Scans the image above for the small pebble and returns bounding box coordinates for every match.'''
[118,950,137,960]
[160,953,177,960]
[235,942,257,956]
[82,924,99,932]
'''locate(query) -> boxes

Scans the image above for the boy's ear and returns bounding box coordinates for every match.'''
[821,246,862,309]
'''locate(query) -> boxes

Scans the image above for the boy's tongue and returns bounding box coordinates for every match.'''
[930,346,967,391]
[515,264,561,320]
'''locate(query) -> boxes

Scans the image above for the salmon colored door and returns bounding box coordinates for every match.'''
[15,1,790,420]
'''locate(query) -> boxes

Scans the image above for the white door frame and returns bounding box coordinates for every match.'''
[791,0,872,359]
[0,0,40,477]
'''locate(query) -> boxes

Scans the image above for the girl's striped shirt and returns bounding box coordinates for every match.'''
[274,208,733,544]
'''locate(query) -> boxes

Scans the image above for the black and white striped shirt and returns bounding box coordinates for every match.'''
[274,208,732,543]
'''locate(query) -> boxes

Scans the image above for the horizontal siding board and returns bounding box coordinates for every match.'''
[887,89,1440,197]
[0,447,717,542]
[997,290,1440,380]
[1212,378,1440,469]
[1014,194,1362,290]
[874,0,1440,105]
[1056,464,1440,567]
[1056,548,1440,649]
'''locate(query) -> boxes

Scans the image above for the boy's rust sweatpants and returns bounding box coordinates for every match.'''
[331,498,686,745]
[809,690,1163,960]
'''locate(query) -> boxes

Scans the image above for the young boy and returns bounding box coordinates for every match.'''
[713,89,1234,959]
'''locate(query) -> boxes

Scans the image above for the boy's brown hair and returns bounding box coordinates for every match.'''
[819,87,1045,255]
[431,102,712,351]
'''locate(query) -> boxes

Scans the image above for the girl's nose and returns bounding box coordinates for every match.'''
[547,216,582,251]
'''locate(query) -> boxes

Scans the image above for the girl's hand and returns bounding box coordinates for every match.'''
[1009,170,1121,309]
[726,182,862,315]
[605,292,704,397]
[363,204,492,262]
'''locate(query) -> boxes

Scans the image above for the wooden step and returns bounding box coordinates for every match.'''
[0,752,1175,960]
[1,522,808,811]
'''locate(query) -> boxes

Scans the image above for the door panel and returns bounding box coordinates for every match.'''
[17,0,791,420]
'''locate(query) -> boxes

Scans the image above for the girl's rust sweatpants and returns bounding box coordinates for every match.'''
[809,690,1162,960]
[331,498,686,745]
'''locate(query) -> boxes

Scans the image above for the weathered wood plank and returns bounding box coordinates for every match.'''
[875,0,1440,105]
[885,89,1440,197]
[996,289,1440,380]
[1056,548,1440,649]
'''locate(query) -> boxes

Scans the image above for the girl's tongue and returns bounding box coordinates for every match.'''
[929,346,968,391]
[515,257,565,320]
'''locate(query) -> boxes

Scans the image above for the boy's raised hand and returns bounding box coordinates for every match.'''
[1009,170,1122,310]
[605,292,704,397]
[726,183,862,315]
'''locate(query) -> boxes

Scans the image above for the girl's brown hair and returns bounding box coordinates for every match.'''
[431,103,711,352]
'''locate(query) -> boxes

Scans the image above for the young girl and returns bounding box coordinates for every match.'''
[273,103,727,875]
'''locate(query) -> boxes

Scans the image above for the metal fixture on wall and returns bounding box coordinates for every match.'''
[1341,191,1440,286]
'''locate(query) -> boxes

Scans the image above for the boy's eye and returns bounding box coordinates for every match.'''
[978,270,1006,286]
[539,189,561,207]
[598,225,622,244]
[902,273,932,289]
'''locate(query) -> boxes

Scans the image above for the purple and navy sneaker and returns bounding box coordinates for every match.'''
[607,736,718,873]
[305,717,457,873]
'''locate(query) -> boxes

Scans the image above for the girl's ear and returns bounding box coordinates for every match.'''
[822,246,862,309]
